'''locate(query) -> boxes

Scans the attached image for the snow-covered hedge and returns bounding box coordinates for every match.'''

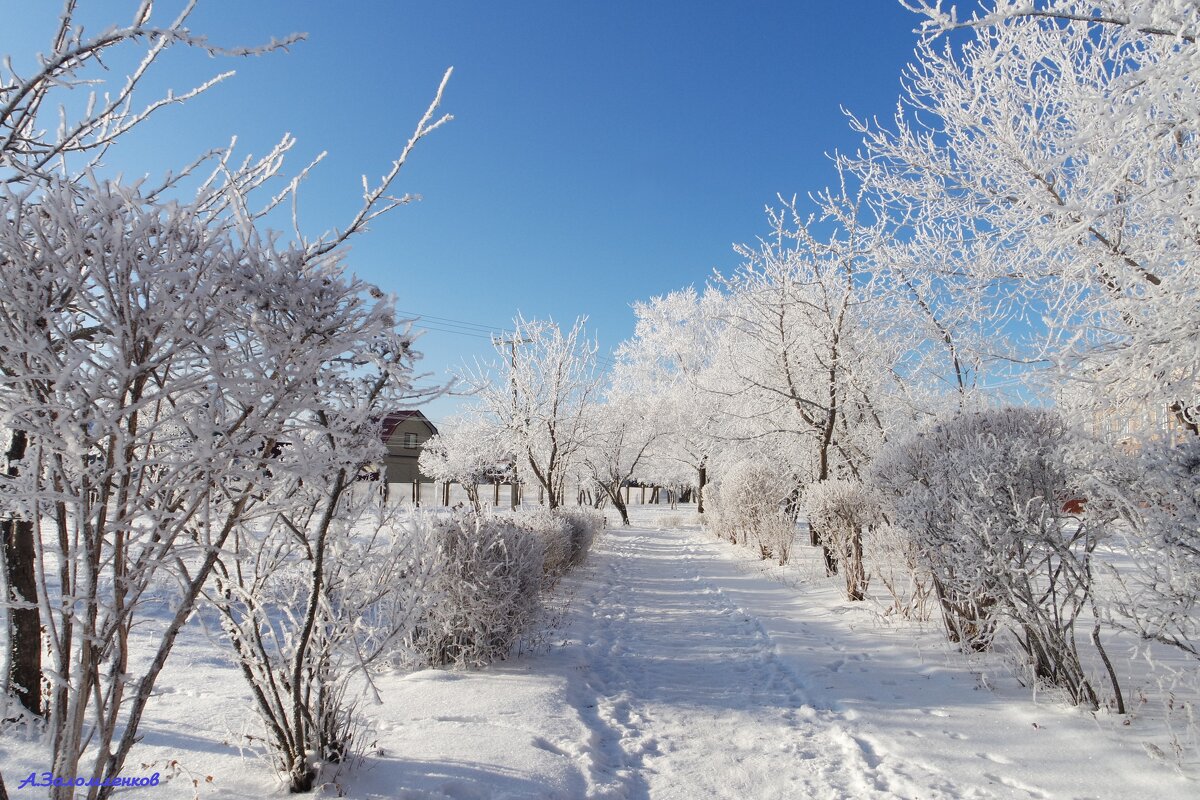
[404,505,603,669]
[514,508,573,580]
[556,507,604,567]
[870,407,1111,708]
[408,511,546,668]
[512,506,603,583]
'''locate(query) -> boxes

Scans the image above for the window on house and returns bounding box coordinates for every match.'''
[403,432,418,449]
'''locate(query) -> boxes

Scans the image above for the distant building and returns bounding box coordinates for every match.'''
[379,410,439,483]
[1058,379,1197,450]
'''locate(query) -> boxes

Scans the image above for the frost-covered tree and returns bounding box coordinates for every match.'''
[0,0,301,730]
[419,413,508,511]
[464,316,602,510]
[0,172,445,796]
[706,183,903,571]
[581,381,663,527]
[618,288,727,510]
[847,0,1199,708]
[715,184,898,485]
[0,4,451,797]
[857,0,1200,435]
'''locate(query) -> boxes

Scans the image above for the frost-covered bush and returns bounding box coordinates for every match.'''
[1077,437,1200,663]
[514,508,573,581]
[700,482,732,542]
[871,407,1110,708]
[213,490,439,790]
[655,512,701,530]
[714,460,796,560]
[409,511,546,668]
[863,521,935,622]
[511,506,601,583]
[557,507,604,567]
[756,511,800,566]
[805,480,879,601]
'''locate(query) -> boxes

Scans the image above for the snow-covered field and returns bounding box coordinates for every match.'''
[3,507,1196,799]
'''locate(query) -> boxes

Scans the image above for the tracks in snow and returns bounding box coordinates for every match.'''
[559,526,974,800]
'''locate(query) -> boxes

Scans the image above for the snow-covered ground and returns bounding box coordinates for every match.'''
[3,509,1196,799]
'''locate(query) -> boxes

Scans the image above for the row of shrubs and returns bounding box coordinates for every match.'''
[199,496,604,791]
[405,506,604,668]
[703,406,1200,721]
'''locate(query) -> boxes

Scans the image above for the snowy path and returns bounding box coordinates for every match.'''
[555,525,964,800]
[7,520,1189,799]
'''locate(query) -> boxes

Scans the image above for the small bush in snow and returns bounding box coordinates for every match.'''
[654,512,701,530]
[870,407,1112,709]
[805,480,879,601]
[1077,437,1200,665]
[700,483,732,542]
[212,482,441,793]
[862,521,935,622]
[713,460,796,562]
[408,511,546,669]
[753,511,799,566]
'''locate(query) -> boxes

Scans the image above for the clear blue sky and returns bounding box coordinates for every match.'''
[3,1,923,424]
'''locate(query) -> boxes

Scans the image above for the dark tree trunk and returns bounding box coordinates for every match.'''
[3,429,42,717]
[607,487,630,526]
[697,460,707,514]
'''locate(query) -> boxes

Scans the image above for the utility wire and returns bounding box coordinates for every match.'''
[400,307,621,370]
[395,308,506,333]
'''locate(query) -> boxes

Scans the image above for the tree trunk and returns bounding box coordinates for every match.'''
[606,486,630,526]
[697,461,707,514]
[3,429,42,717]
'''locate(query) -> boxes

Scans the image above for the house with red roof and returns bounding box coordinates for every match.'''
[379,410,439,483]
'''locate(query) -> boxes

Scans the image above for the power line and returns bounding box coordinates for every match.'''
[413,324,498,341]
[395,308,507,334]
[399,306,621,370]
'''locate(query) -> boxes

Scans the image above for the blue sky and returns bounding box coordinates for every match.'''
[3,1,923,423]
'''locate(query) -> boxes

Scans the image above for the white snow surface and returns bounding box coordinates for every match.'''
[3,513,1195,799]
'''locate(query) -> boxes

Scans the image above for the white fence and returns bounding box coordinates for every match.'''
[381,481,681,508]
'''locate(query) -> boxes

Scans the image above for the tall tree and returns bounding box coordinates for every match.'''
[856,0,1200,431]
[466,316,602,510]
[0,3,451,797]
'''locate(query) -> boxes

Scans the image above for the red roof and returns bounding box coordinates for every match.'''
[379,410,438,442]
